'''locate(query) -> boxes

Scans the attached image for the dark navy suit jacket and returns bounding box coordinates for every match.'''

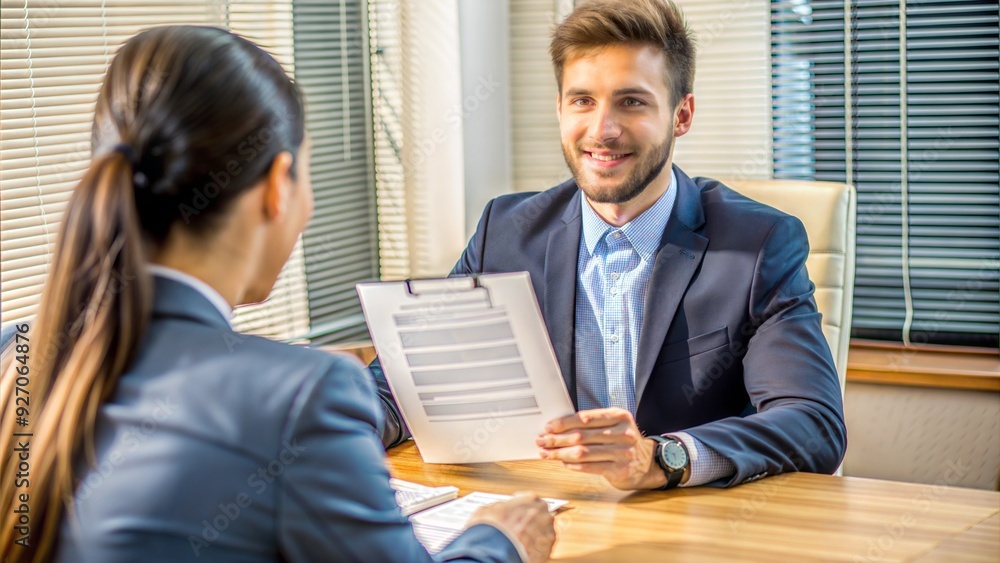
[54,276,521,562]
[374,166,847,487]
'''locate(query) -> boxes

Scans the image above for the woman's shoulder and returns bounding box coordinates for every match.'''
[231,336,378,421]
[217,334,374,408]
[143,319,364,390]
[229,339,384,450]
[127,326,379,448]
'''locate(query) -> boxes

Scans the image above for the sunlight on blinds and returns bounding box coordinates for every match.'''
[0,1,310,340]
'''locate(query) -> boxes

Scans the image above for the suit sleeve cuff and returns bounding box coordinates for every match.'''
[669,431,735,488]
[471,522,529,563]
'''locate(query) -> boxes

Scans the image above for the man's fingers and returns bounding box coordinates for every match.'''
[535,426,635,448]
[544,408,633,433]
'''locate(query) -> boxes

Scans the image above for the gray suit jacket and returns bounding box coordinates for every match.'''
[55,276,520,562]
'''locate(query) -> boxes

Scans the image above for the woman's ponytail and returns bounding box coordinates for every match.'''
[0,148,153,562]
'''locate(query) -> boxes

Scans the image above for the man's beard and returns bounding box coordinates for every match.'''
[563,133,673,204]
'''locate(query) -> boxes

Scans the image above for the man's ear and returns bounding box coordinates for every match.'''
[262,151,295,221]
[674,93,695,138]
[556,93,562,124]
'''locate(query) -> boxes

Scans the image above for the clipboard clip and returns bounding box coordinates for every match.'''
[404,275,487,297]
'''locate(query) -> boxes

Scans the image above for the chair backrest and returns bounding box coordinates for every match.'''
[720,179,856,390]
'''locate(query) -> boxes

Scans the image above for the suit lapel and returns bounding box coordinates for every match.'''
[543,191,583,408]
[634,167,708,405]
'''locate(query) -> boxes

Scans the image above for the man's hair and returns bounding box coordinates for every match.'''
[550,0,696,107]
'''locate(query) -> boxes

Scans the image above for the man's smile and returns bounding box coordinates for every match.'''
[583,150,633,169]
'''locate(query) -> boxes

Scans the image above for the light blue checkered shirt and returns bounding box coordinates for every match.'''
[574,170,734,487]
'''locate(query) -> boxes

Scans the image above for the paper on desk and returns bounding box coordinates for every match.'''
[357,272,575,463]
[409,492,568,554]
[390,478,459,517]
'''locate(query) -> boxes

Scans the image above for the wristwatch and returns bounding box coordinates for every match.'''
[649,435,689,490]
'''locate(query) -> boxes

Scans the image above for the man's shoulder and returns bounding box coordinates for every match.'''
[486,178,579,220]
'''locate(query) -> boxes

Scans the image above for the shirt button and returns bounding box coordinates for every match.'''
[610,272,619,280]
[610,334,619,343]
[610,287,618,295]
[613,231,622,239]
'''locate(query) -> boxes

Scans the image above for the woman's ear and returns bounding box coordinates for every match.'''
[261,151,296,221]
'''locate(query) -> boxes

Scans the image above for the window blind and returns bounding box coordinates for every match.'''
[673,0,772,179]
[367,0,466,279]
[509,0,570,193]
[1,1,377,345]
[227,1,311,340]
[291,0,379,345]
[771,0,999,348]
[368,0,412,281]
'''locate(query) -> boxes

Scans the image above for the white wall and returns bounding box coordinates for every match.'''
[458,0,514,240]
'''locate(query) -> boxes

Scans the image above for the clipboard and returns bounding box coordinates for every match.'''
[357,272,575,463]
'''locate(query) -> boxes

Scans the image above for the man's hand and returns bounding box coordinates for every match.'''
[535,408,667,490]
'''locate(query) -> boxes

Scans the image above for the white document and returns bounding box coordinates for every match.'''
[409,492,568,554]
[357,272,575,463]
[390,478,460,517]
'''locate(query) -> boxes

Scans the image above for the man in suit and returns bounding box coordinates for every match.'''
[373,0,846,490]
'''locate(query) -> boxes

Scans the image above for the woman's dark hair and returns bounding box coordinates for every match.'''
[0,25,305,562]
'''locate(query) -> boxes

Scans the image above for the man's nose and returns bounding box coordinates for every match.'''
[588,104,622,144]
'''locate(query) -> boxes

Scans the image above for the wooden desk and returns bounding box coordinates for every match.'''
[387,442,999,561]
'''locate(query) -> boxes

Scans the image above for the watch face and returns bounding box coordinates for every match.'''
[662,441,688,470]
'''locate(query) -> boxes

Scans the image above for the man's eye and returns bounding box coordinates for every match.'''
[623,98,644,107]
[573,98,592,107]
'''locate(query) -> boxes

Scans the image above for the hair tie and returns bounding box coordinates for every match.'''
[112,143,138,167]
[112,143,149,189]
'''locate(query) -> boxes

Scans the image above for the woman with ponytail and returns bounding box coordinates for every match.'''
[0,26,554,563]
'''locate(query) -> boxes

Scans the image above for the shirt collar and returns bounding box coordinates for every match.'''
[580,168,677,261]
[147,265,233,325]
